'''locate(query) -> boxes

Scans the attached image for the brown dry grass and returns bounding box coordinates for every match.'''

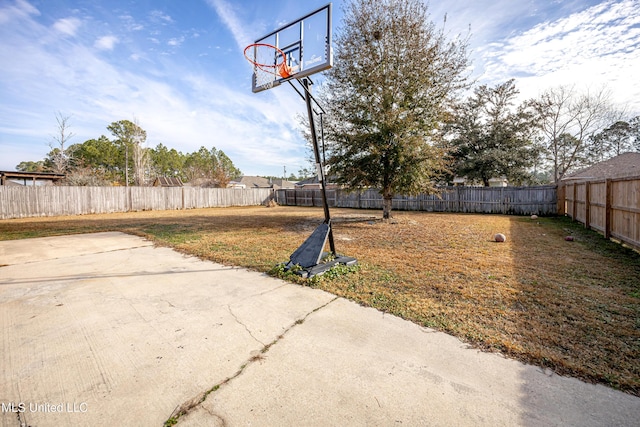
[1,206,639,395]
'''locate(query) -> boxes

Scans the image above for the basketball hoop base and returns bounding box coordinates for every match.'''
[296,254,358,279]
[284,223,357,278]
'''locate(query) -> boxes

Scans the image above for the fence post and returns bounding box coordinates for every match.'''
[572,184,577,220]
[605,179,612,239]
[557,184,565,215]
[584,181,590,229]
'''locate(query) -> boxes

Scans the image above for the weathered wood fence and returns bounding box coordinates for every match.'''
[559,176,640,251]
[275,185,557,215]
[0,186,273,219]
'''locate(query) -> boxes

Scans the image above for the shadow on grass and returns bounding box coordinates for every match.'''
[508,215,640,397]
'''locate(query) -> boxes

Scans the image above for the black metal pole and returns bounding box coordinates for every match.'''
[303,78,336,255]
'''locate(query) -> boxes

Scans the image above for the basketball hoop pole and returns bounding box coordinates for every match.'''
[303,77,336,255]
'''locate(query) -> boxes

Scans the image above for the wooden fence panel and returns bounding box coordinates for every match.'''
[610,179,640,248]
[564,183,575,220]
[561,176,640,251]
[587,181,607,234]
[574,183,587,224]
[276,186,557,216]
[0,186,273,219]
[353,189,383,209]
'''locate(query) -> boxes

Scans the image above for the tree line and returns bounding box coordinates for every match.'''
[315,0,639,218]
[440,80,639,186]
[17,117,242,187]
[15,0,640,220]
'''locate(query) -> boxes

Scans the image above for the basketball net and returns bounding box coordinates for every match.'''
[244,43,294,90]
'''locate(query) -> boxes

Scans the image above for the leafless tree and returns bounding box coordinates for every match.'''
[534,86,614,182]
[48,112,75,174]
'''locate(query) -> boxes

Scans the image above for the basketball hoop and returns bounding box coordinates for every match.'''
[244,43,293,90]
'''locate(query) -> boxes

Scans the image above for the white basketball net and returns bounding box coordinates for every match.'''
[245,43,297,91]
[253,66,277,90]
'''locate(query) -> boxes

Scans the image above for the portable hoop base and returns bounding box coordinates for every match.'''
[284,223,357,278]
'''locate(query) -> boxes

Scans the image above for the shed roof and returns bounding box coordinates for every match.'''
[153,176,183,187]
[1,170,65,185]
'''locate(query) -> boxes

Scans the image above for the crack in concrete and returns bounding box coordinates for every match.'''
[164,296,339,426]
[202,405,226,427]
[16,408,33,427]
[226,304,266,347]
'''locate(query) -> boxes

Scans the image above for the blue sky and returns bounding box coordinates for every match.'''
[1,0,639,176]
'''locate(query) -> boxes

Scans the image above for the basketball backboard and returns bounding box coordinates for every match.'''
[247,3,332,93]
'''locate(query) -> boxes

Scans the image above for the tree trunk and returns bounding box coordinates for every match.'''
[382,194,393,219]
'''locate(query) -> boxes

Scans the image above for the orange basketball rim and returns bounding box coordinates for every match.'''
[243,43,293,79]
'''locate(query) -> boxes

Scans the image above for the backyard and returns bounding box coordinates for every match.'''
[1,206,638,396]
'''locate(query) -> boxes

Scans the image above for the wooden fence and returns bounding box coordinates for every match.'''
[0,186,273,219]
[559,176,640,251]
[275,185,557,216]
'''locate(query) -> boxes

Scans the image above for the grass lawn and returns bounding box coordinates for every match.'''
[1,206,639,396]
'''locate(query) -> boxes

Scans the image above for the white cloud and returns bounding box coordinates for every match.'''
[94,35,119,51]
[0,0,310,175]
[0,0,39,25]
[206,0,251,50]
[53,17,81,37]
[167,36,184,47]
[150,10,173,24]
[477,0,640,112]
[119,14,144,32]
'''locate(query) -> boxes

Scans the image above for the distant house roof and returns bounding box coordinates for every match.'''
[153,176,183,187]
[295,175,339,187]
[563,152,640,181]
[451,176,508,187]
[0,170,65,186]
[271,179,296,189]
[235,176,272,188]
[296,176,320,186]
[228,176,297,189]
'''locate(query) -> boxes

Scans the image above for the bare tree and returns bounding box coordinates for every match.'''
[534,86,613,182]
[48,112,75,174]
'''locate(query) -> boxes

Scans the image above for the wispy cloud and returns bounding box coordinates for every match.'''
[0,0,39,24]
[94,35,119,51]
[53,17,81,36]
[119,14,144,32]
[478,0,640,108]
[167,36,184,47]
[149,10,173,24]
[0,0,310,174]
[205,0,251,50]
